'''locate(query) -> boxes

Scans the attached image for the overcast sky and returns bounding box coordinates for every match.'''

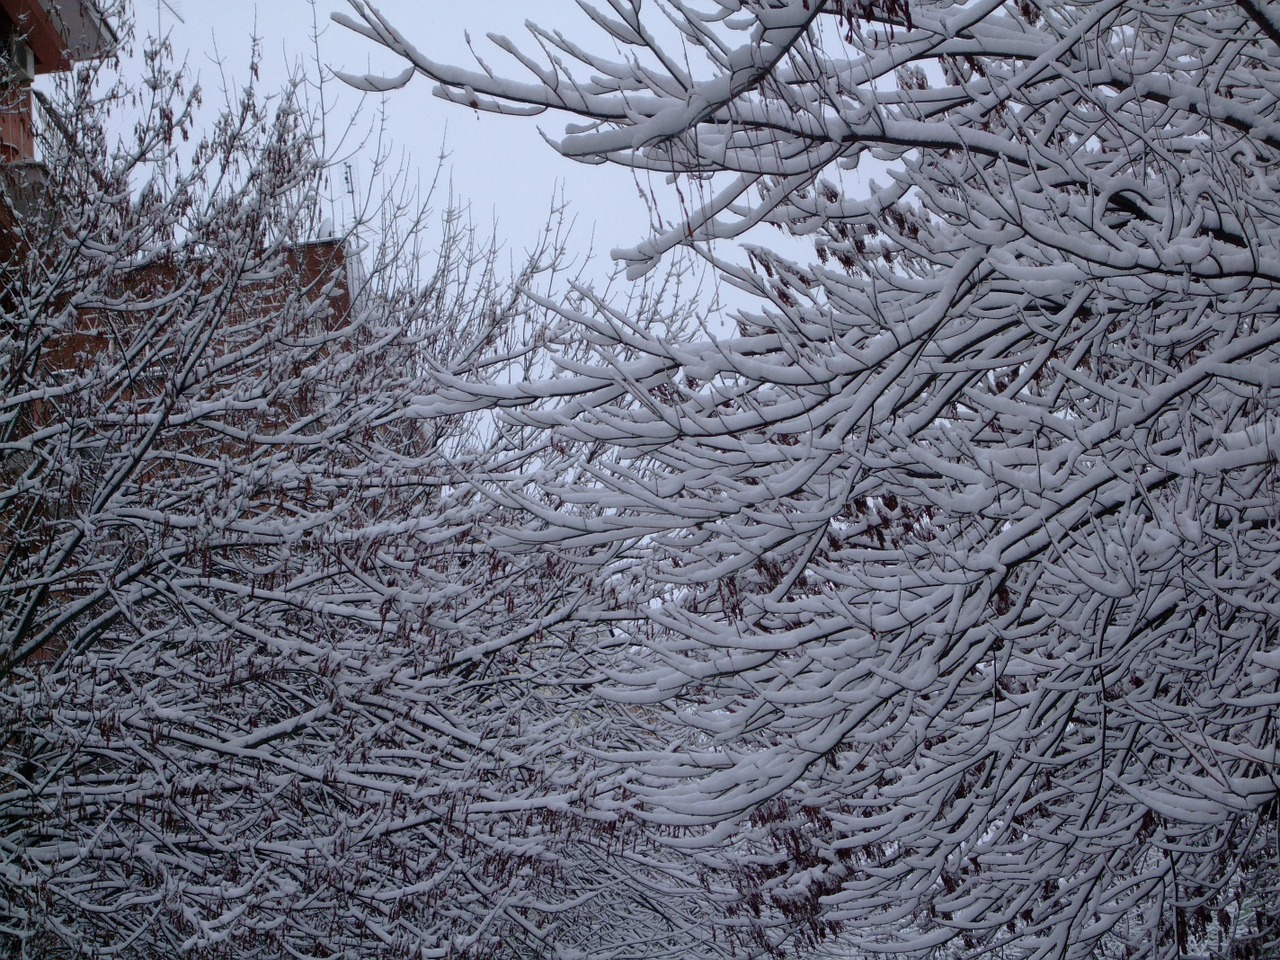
[96,0,878,326]
[147,0,662,270]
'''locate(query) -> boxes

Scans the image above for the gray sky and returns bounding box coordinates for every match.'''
[152,0,659,265]
[95,0,845,326]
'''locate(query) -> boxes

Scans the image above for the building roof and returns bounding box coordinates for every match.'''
[1,0,114,73]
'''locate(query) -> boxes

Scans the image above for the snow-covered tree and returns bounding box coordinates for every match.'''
[341,1,1280,957]
[0,28,698,960]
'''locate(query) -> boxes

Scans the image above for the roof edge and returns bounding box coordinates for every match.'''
[2,0,115,73]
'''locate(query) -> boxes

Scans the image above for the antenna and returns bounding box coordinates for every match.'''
[155,0,185,35]
[343,161,358,227]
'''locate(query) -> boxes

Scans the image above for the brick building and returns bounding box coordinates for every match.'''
[1,0,356,401]
[2,1,360,669]
[0,0,113,161]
